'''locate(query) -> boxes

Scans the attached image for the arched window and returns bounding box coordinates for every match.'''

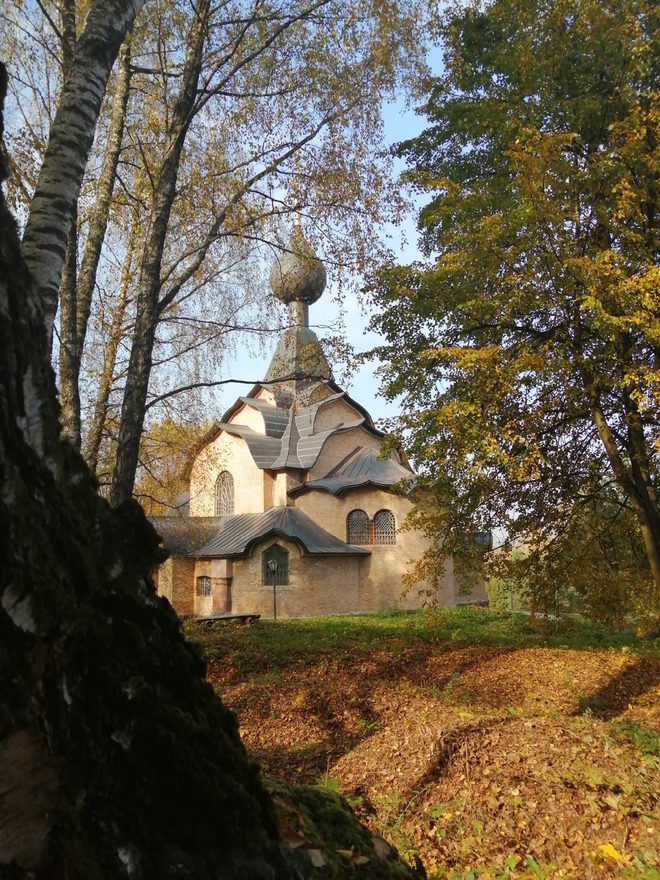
[215,471,234,515]
[262,544,289,585]
[196,576,212,597]
[373,509,396,545]
[347,509,369,544]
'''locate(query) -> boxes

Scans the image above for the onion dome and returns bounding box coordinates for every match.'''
[269,225,326,306]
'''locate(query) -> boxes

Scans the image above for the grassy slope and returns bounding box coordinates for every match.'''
[188,609,659,880]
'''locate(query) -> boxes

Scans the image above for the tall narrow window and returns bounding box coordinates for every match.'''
[196,576,212,596]
[215,471,234,515]
[262,544,289,585]
[347,509,369,544]
[373,509,396,544]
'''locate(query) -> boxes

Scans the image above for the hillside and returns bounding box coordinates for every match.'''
[188,609,659,880]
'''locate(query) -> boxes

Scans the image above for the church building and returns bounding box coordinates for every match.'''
[150,226,486,618]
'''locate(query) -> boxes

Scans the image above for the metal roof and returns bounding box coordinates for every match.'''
[290,446,416,497]
[236,397,289,439]
[164,491,190,517]
[213,423,282,469]
[150,507,370,559]
[204,388,384,473]
[264,326,333,390]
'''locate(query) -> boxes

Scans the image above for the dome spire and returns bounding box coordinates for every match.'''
[265,220,332,405]
[269,221,326,329]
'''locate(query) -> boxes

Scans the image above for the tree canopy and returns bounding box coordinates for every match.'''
[369,0,660,612]
[1,0,430,503]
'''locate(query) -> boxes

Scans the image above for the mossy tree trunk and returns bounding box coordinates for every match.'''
[0,61,290,880]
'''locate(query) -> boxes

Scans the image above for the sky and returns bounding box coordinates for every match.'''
[214,93,434,426]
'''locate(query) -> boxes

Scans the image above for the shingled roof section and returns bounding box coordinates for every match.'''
[150,506,370,560]
[289,446,416,497]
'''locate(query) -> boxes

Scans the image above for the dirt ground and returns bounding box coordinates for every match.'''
[206,642,659,878]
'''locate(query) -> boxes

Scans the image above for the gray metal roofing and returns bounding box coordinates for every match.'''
[263,326,333,385]
[151,507,370,559]
[210,387,382,472]
[269,408,302,469]
[329,446,414,481]
[214,423,282,468]
[237,397,289,438]
[290,446,416,497]
[164,490,191,516]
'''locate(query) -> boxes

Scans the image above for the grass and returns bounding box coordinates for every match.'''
[186,606,659,675]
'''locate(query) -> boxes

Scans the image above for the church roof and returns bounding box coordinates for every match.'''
[182,224,402,482]
[193,386,384,474]
[290,446,415,497]
[151,506,370,559]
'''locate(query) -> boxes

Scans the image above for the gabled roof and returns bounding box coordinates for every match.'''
[289,446,416,498]
[223,396,289,439]
[211,423,282,469]
[150,507,370,559]
[189,381,385,474]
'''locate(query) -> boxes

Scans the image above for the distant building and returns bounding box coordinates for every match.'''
[150,225,485,618]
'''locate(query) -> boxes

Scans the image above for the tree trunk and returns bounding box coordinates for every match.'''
[57,204,80,443]
[84,234,134,476]
[0,81,290,877]
[59,38,133,446]
[21,0,145,345]
[1,64,415,880]
[583,369,660,594]
[110,0,211,506]
[638,508,660,592]
[56,0,81,445]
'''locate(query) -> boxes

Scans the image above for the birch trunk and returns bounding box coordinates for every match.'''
[110,0,211,507]
[84,235,134,475]
[59,39,133,447]
[58,204,80,442]
[56,0,81,443]
[0,65,290,879]
[75,39,132,365]
[21,0,145,344]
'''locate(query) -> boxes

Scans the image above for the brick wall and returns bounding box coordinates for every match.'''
[189,432,265,516]
[231,538,362,619]
[295,486,457,609]
[157,557,195,615]
[313,397,362,432]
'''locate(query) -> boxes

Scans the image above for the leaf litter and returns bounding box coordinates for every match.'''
[201,626,659,878]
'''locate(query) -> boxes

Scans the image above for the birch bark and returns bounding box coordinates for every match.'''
[110,0,211,506]
[56,0,80,442]
[59,38,133,446]
[0,65,296,877]
[84,229,135,475]
[21,0,145,344]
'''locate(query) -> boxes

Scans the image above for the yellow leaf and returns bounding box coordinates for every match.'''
[597,843,630,863]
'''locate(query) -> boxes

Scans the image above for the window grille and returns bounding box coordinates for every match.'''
[346,509,370,544]
[262,544,289,586]
[215,471,234,515]
[196,576,212,596]
[373,509,396,544]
